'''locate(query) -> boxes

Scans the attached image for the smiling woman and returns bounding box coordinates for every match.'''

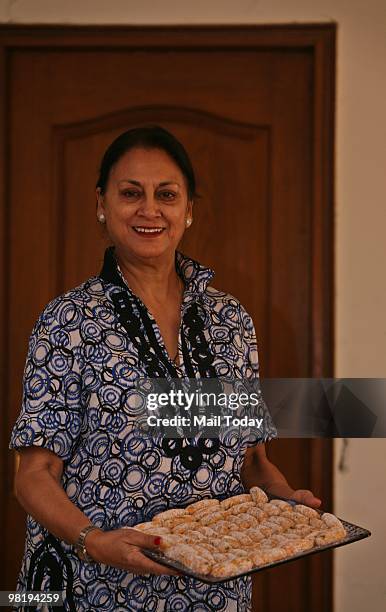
[95,128,195,366]
[9,125,320,612]
[96,146,193,258]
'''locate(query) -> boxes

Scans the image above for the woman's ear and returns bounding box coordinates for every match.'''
[96,188,105,216]
[187,198,193,218]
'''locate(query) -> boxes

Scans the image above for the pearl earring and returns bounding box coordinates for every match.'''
[98,214,106,223]
[186,218,192,227]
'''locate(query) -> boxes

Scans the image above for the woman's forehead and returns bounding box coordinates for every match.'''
[111,147,184,181]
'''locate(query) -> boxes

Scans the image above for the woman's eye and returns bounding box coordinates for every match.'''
[158,191,176,200]
[122,190,141,199]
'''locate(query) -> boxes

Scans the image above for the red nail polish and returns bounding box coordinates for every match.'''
[154,536,161,545]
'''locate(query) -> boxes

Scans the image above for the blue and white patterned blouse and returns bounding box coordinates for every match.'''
[10,246,276,612]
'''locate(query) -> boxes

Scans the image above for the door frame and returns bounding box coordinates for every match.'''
[0,23,335,609]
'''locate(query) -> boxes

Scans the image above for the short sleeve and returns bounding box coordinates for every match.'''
[9,301,84,461]
[239,304,277,446]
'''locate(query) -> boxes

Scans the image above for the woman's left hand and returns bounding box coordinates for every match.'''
[241,446,322,509]
[290,489,322,509]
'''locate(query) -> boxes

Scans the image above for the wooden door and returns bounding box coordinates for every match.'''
[0,25,335,611]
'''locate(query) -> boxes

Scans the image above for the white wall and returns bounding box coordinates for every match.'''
[1,1,385,611]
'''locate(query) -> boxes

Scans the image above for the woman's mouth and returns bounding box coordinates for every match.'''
[132,226,165,236]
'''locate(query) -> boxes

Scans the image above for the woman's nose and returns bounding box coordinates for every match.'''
[137,194,161,217]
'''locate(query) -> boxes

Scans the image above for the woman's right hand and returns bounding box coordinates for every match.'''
[85,528,179,576]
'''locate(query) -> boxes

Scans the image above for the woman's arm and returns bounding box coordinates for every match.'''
[241,444,322,508]
[15,446,178,574]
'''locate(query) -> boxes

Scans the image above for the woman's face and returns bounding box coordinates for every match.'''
[96,147,193,262]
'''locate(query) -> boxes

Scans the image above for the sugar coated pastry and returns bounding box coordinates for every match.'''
[315,528,346,546]
[233,514,259,529]
[202,542,218,554]
[292,524,315,537]
[270,499,294,512]
[214,536,240,552]
[260,535,284,549]
[260,520,282,534]
[287,538,314,554]
[132,522,154,531]
[291,512,309,525]
[236,558,254,572]
[162,516,196,531]
[211,520,232,534]
[173,521,199,534]
[250,551,266,565]
[159,534,183,550]
[248,506,266,521]
[294,504,320,519]
[212,551,230,563]
[229,548,251,558]
[261,547,287,563]
[198,526,216,538]
[321,513,345,532]
[261,503,281,516]
[249,486,269,505]
[183,530,208,544]
[280,511,296,524]
[149,495,350,579]
[211,560,240,578]
[166,543,193,560]
[227,501,256,515]
[211,557,253,577]
[167,544,213,574]
[187,498,220,514]
[278,538,310,556]
[192,506,219,521]
[220,557,254,573]
[230,530,254,546]
[244,527,265,542]
[152,508,188,523]
[283,531,302,541]
[199,510,226,526]
[186,558,212,575]
[268,516,293,530]
[132,524,170,536]
[191,545,215,562]
[258,523,274,538]
[220,494,251,510]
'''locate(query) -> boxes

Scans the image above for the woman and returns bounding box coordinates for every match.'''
[10,126,321,611]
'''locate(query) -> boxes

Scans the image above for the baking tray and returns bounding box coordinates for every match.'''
[142,498,371,584]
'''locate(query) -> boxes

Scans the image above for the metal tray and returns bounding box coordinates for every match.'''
[142,498,371,584]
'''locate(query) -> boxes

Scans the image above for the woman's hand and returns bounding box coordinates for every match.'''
[15,448,178,576]
[85,528,179,576]
[289,489,322,509]
[241,445,322,509]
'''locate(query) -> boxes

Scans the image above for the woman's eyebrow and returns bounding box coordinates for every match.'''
[118,179,180,187]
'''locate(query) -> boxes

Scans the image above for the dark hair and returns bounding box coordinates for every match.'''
[96,125,197,200]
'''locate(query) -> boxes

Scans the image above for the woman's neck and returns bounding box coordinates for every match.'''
[114,248,183,306]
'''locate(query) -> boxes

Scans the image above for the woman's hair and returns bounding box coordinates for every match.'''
[96,125,197,199]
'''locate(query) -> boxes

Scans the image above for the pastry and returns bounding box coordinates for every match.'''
[186,498,220,514]
[152,508,188,523]
[220,494,251,510]
[135,495,347,579]
[249,486,269,505]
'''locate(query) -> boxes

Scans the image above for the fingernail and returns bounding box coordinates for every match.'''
[154,536,161,546]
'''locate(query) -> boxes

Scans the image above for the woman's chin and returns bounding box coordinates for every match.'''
[123,241,173,260]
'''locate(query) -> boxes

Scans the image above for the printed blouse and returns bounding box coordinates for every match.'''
[10,246,276,612]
